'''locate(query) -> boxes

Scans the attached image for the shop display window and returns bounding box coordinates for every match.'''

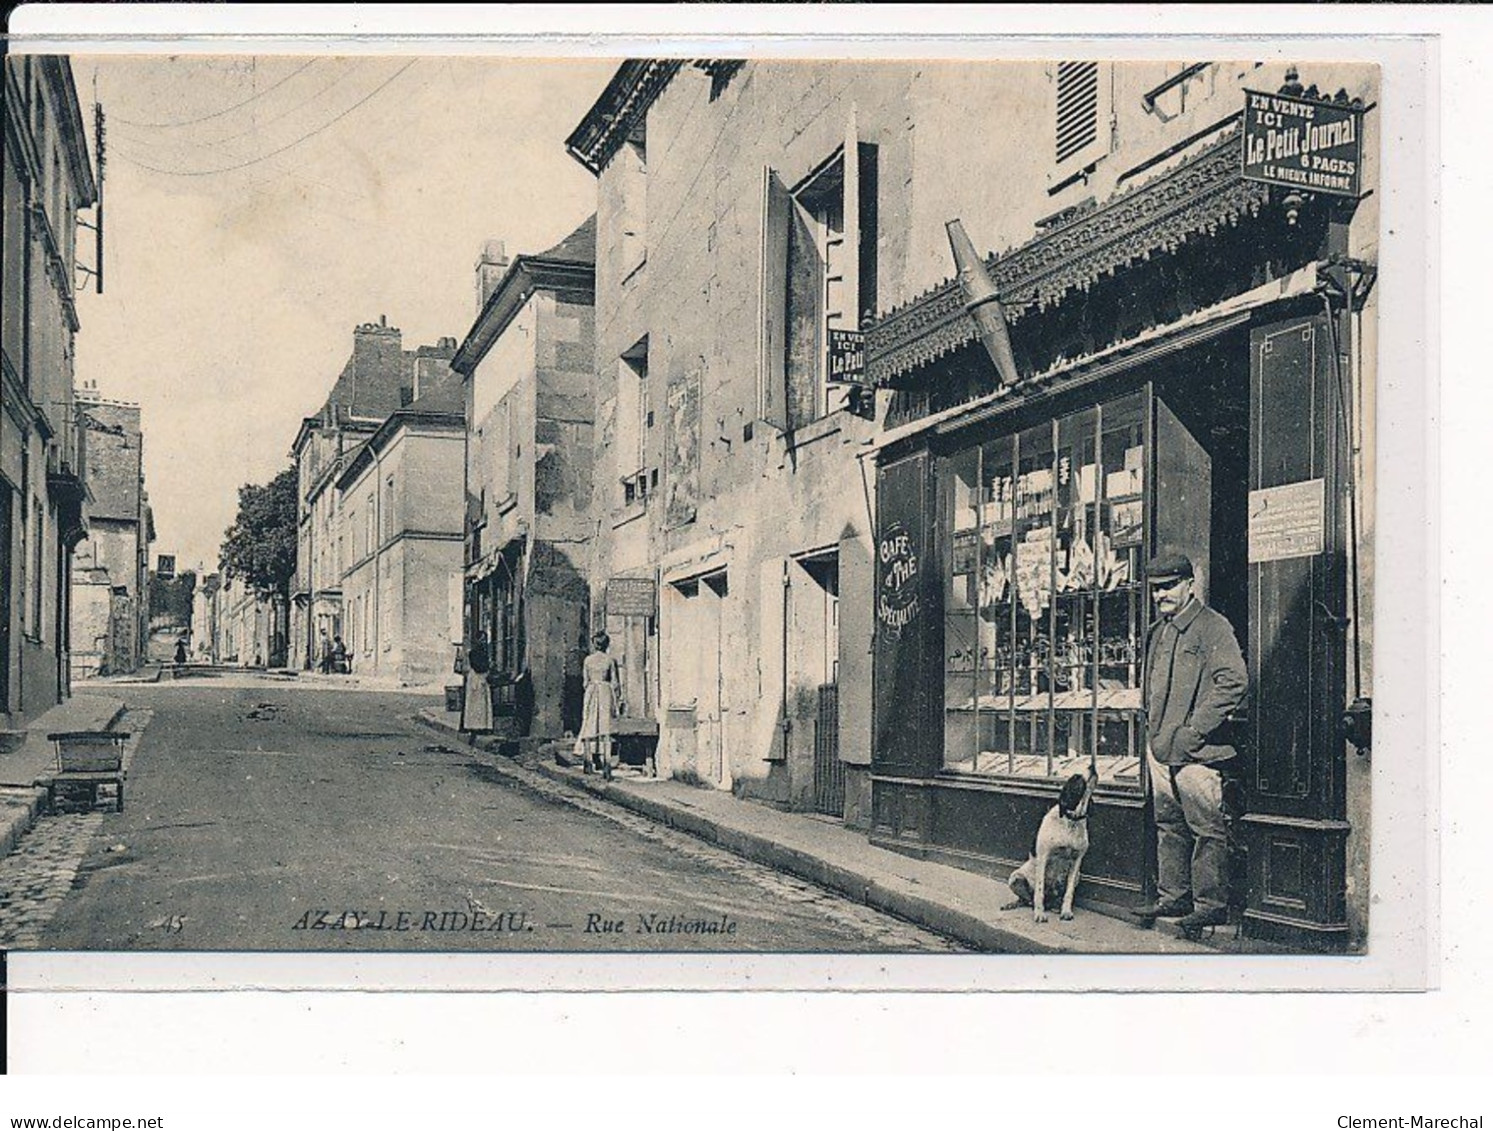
[941,390,1149,787]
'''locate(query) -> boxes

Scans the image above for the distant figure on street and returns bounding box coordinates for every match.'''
[318,632,332,674]
[174,639,188,666]
[462,631,493,733]
[330,636,348,675]
[1138,553,1248,938]
[576,631,622,780]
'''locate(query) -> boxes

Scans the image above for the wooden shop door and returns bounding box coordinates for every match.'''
[1243,312,1350,950]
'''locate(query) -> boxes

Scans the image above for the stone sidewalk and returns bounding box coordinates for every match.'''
[415,707,1253,956]
[0,693,127,860]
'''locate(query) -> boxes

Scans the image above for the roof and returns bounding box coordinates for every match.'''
[323,325,408,423]
[292,324,456,455]
[333,404,464,493]
[451,215,597,375]
[866,263,1320,457]
[79,399,142,522]
[406,368,464,415]
[540,213,596,263]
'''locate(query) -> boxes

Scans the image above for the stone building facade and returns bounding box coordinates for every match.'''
[70,393,153,678]
[453,220,596,738]
[288,318,457,674]
[569,58,1378,949]
[1,54,97,727]
[336,365,465,686]
[571,61,926,820]
[213,573,275,668]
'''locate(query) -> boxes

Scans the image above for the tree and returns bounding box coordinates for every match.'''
[221,468,298,599]
[148,569,197,628]
[220,468,298,666]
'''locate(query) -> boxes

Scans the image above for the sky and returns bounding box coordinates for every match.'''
[71,54,616,572]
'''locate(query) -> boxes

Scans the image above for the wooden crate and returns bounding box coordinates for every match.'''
[48,731,125,773]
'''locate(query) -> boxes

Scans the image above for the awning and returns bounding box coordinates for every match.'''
[863,262,1320,457]
[465,534,526,584]
[465,550,503,584]
[866,122,1268,386]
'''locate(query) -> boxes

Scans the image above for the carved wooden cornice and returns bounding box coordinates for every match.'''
[566,60,685,176]
[867,125,1271,387]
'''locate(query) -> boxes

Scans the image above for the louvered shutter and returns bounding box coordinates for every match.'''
[1052,62,1112,178]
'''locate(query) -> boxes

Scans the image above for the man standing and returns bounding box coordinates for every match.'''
[1138,553,1248,935]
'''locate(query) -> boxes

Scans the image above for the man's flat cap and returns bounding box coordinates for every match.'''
[1146,552,1194,583]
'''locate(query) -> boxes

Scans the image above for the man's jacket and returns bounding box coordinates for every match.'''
[1143,598,1249,767]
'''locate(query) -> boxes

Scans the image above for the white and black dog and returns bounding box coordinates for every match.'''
[1002,763,1098,922]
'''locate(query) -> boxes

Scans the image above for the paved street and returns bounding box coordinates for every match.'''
[3,675,961,952]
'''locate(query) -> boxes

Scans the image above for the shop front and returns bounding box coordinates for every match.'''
[464,535,530,734]
[866,119,1371,950]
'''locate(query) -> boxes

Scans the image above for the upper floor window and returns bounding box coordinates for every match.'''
[759,115,878,432]
[1050,62,1114,188]
[2,141,28,376]
[616,336,651,509]
[383,473,396,541]
[29,497,45,635]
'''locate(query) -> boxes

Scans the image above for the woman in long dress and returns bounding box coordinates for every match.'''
[462,632,494,733]
[576,631,622,779]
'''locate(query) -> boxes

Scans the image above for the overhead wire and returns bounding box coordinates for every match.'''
[113,57,364,154]
[110,58,320,129]
[106,60,420,178]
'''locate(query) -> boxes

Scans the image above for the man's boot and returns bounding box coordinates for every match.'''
[1177,905,1228,940]
[1134,898,1192,925]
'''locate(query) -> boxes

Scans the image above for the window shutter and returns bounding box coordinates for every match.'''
[1053,62,1113,178]
[1056,62,1100,163]
[758,166,791,431]
[842,109,861,333]
[857,140,880,325]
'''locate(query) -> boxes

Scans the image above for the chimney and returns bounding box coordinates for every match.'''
[351,316,405,414]
[476,240,509,313]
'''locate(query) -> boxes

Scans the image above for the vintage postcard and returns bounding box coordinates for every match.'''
[0,31,1436,993]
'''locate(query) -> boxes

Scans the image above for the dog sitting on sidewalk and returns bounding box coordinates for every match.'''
[1002,763,1098,923]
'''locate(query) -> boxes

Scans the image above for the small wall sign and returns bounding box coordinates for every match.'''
[1249,478,1326,563]
[606,576,657,618]
[827,329,868,387]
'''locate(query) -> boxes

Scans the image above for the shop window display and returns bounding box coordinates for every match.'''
[942,391,1150,786]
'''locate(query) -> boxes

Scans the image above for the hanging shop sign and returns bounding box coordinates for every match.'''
[1242,89,1364,199]
[606,576,657,618]
[1248,478,1326,563]
[827,329,868,387]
